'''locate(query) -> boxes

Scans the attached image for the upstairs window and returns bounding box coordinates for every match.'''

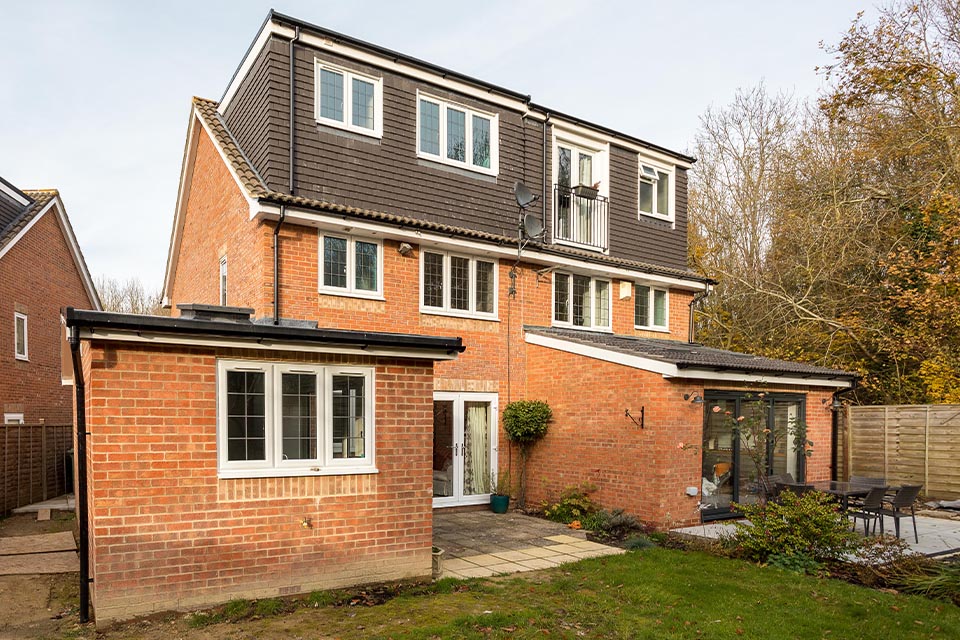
[315,61,383,138]
[638,163,673,220]
[421,251,497,318]
[217,360,375,478]
[634,284,669,330]
[219,256,228,306]
[553,273,610,330]
[417,92,498,176]
[14,312,27,360]
[319,234,382,298]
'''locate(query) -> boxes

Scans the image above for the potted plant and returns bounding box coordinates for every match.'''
[503,399,552,508]
[490,469,511,514]
[573,181,600,199]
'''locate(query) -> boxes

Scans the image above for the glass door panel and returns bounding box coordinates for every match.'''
[463,402,492,496]
[701,398,736,512]
[735,400,767,507]
[432,400,454,498]
[771,399,802,479]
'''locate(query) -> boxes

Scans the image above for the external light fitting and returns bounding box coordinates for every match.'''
[397,242,413,257]
[683,393,704,405]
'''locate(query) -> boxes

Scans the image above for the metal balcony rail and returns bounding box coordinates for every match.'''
[553,184,608,251]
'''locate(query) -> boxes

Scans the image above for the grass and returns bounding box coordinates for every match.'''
[155,547,960,640]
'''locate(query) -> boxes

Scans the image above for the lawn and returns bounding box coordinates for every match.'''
[72,547,959,640]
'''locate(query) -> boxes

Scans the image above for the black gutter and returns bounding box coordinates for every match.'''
[64,308,465,354]
[69,325,90,623]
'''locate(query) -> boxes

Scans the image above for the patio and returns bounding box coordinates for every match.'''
[672,513,960,557]
[433,510,623,579]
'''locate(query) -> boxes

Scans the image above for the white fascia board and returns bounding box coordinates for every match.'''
[0,180,30,205]
[669,369,854,389]
[77,328,460,361]
[524,332,678,376]
[260,206,707,291]
[548,115,693,170]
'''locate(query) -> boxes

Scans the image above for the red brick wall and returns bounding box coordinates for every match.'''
[81,340,435,622]
[169,125,269,316]
[0,205,94,423]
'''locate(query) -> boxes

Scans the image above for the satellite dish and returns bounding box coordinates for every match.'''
[513,181,538,209]
[521,213,544,238]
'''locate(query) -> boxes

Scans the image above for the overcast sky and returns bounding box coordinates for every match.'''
[0,0,876,291]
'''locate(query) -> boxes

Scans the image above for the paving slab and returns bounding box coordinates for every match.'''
[0,532,76,556]
[11,494,75,514]
[0,551,78,575]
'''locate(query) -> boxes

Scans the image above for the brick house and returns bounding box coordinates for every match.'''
[71,10,855,622]
[0,176,99,512]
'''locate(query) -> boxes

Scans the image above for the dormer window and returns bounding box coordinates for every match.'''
[416,92,498,176]
[315,61,383,138]
[638,162,673,220]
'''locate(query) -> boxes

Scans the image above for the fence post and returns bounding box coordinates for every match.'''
[924,405,930,491]
[883,406,889,482]
[41,421,48,500]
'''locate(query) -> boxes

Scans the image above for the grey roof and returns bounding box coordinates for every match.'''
[0,185,56,254]
[525,326,856,380]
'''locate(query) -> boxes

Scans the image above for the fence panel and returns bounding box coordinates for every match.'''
[845,405,960,499]
[0,423,72,514]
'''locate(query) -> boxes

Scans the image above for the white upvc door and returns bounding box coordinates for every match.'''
[432,392,498,508]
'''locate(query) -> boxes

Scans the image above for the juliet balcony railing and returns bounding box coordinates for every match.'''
[553,184,609,252]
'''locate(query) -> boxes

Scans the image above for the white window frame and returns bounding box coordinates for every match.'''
[638,158,675,223]
[3,413,24,425]
[314,60,383,138]
[318,233,384,299]
[634,283,670,332]
[216,360,377,479]
[551,272,612,331]
[14,312,28,361]
[419,250,499,320]
[416,91,499,176]
[219,256,228,306]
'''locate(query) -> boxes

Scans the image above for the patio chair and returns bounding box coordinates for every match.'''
[847,485,888,535]
[876,484,923,543]
[847,476,886,508]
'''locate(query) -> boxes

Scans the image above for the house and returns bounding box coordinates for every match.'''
[0,176,99,512]
[71,10,855,622]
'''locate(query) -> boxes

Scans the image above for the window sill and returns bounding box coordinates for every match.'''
[550,322,613,333]
[15,355,28,362]
[553,238,609,254]
[218,465,379,480]
[634,325,671,334]
[420,307,500,322]
[318,287,385,301]
[416,152,498,178]
[316,117,382,140]
[638,211,675,225]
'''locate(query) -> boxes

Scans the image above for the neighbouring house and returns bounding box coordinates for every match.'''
[0,176,99,512]
[71,10,855,622]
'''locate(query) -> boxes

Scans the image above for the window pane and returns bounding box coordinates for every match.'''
[558,147,571,187]
[447,108,466,162]
[554,273,569,322]
[639,180,653,213]
[15,316,26,356]
[323,236,347,288]
[634,284,650,326]
[355,241,378,291]
[281,373,317,460]
[472,115,491,168]
[654,289,667,327]
[475,261,495,313]
[319,69,344,122]
[332,375,365,459]
[225,370,266,461]
[578,153,593,186]
[423,252,444,307]
[419,100,440,155]
[656,171,670,215]
[219,259,227,306]
[450,256,470,311]
[351,77,375,130]
[572,275,590,327]
[594,280,609,327]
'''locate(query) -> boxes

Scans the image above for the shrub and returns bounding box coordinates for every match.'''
[624,535,656,551]
[543,484,598,523]
[581,508,643,540]
[894,562,960,605]
[732,490,857,562]
[503,400,552,508]
[768,552,822,575]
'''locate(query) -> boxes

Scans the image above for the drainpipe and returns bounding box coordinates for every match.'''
[69,322,90,623]
[830,378,859,481]
[274,26,300,326]
[542,112,550,229]
[688,288,710,343]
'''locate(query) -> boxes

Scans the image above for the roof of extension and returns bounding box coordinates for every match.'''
[525,326,857,381]
[191,98,710,285]
[233,10,696,165]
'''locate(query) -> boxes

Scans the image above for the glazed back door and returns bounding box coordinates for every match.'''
[432,392,498,507]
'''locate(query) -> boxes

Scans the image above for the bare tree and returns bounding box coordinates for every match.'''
[95,276,166,315]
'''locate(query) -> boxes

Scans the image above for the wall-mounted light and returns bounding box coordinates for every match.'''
[683,393,704,405]
[397,242,413,257]
[830,397,843,411]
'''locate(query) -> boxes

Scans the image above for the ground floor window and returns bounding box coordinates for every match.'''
[217,360,375,478]
[700,391,806,520]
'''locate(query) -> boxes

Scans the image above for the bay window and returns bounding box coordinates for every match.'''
[553,272,611,330]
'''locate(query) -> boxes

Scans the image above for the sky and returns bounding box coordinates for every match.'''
[0,0,878,291]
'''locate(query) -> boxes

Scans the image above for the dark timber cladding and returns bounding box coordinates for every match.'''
[222,32,689,269]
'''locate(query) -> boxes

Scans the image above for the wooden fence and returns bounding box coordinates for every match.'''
[0,422,72,514]
[843,405,960,500]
